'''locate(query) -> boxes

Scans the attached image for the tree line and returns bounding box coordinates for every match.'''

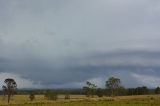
[1,77,160,103]
[83,77,160,97]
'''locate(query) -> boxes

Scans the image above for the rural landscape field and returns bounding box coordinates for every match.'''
[1,95,160,106]
[1,0,160,106]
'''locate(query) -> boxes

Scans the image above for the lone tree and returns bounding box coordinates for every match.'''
[106,77,121,97]
[2,78,17,103]
[83,81,97,97]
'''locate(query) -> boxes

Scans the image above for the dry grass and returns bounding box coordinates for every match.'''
[0,95,160,106]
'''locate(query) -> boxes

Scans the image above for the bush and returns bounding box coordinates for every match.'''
[64,93,70,100]
[96,88,103,97]
[50,92,58,100]
[44,90,58,101]
[29,93,35,101]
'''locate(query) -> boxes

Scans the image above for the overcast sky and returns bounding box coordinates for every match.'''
[1,0,160,88]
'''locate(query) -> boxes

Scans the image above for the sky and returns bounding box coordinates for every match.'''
[1,0,160,88]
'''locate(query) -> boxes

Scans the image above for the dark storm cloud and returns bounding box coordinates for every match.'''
[1,0,160,88]
[1,50,160,88]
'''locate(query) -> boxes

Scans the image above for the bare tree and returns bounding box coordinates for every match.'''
[2,78,17,103]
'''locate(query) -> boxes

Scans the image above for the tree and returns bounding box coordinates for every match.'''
[106,77,121,97]
[141,86,148,95]
[96,88,104,97]
[135,86,148,95]
[2,78,17,103]
[83,81,97,97]
[127,88,135,96]
[155,87,160,94]
[117,86,126,96]
[29,92,35,101]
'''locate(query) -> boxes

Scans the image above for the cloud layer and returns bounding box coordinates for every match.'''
[0,0,160,88]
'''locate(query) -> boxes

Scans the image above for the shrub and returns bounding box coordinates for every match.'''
[64,93,70,100]
[44,90,58,101]
[96,88,103,97]
[29,93,35,101]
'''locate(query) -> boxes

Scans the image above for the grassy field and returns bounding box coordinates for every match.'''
[0,95,160,106]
